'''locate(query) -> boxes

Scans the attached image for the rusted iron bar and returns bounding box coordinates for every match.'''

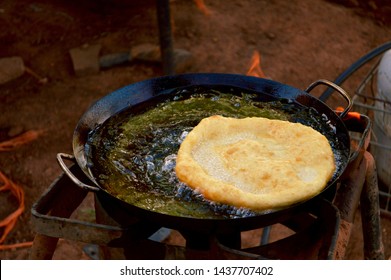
[29,165,125,259]
[29,171,89,259]
[334,156,367,223]
[360,152,385,260]
[332,151,366,259]
[333,151,384,260]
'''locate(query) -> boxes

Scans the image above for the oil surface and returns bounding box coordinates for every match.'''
[86,90,347,218]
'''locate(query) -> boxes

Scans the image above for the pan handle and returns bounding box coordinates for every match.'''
[56,153,100,192]
[305,79,352,119]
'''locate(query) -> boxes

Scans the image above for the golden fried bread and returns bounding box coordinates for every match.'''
[175,115,335,210]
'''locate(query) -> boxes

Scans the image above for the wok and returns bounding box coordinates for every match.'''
[57,73,352,234]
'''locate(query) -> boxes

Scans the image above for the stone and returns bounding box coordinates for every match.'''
[130,43,160,62]
[99,52,131,69]
[0,56,25,85]
[69,44,101,76]
[130,43,193,73]
[172,48,193,73]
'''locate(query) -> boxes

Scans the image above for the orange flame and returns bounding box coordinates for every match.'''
[335,106,361,120]
[246,51,267,78]
[193,0,211,15]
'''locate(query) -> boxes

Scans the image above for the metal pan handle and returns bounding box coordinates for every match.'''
[305,79,352,119]
[56,153,100,192]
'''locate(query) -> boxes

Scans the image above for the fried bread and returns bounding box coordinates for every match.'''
[175,115,335,210]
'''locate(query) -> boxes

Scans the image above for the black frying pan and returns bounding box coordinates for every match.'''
[57,73,352,234]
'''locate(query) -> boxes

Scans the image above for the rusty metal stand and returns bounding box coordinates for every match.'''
[29,166,125,260]
[361,153,384,259]
[333,151,384,259]
[28,114,384,260]
[29,154,385,259]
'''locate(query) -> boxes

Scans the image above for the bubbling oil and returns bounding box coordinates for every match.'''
[86,90,347,218]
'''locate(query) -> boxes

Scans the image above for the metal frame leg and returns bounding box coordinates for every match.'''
[156,0,175,75]
[361,152,385,259]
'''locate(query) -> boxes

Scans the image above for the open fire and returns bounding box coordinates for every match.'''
[246,51,267,78]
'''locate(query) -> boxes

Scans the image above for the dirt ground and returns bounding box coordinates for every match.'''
[0,0,391,260]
